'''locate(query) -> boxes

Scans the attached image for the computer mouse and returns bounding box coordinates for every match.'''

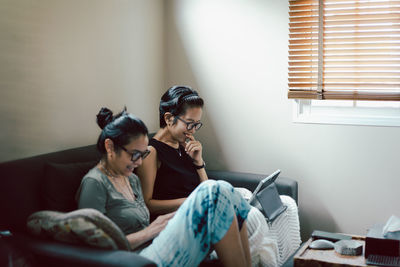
[309,239,335,250]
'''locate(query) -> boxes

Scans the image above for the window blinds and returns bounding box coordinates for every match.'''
[288,0,400,101]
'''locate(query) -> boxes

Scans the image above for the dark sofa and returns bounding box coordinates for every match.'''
[0,144,298,267]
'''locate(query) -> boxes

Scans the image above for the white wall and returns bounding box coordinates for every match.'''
[2,0,399,242]
[0,0,164,162]
[165,0,400,240]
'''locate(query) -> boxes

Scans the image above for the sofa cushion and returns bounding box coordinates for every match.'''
[27,208,130,251]
[42,161,97,212]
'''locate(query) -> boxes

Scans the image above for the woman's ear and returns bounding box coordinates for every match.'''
[164,112,173,126]
[104,138,114,154]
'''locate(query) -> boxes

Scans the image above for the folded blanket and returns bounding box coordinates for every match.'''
[235,187,301,267]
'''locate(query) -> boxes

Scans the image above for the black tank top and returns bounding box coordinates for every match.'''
[149,138,200,200]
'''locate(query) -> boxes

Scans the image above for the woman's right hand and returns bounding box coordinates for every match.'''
[126,211,176,250]
[184,134,204,166]
[147,211,176,238]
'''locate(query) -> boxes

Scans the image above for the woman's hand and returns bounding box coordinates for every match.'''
[126,211,176,250]
[147,211,176,239]
[184,134,203,166]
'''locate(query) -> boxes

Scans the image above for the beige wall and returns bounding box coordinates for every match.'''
[2,0,400,241]
[165,0,400,240]
[0,0,164,162]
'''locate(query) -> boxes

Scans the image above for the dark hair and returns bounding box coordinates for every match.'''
[96,107,148,154]
[159,85,204,128]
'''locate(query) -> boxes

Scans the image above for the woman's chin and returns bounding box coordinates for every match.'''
[125,166,135,175]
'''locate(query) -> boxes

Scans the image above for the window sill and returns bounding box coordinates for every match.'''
[292,100,400,127]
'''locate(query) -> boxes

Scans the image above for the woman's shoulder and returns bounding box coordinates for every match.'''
[146,139,159,158]
[76,167,108,201]
[149,137,172,149]
[148,138,175,155]
[82,167,105,183]
[149,137,162,147]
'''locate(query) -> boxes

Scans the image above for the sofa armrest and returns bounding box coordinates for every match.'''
[207,170,298,205]
[9,233,156,267]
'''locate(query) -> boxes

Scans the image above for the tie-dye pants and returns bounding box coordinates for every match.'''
[140,179,251,266]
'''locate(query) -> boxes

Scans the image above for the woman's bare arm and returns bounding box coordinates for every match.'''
[196,167,208,182]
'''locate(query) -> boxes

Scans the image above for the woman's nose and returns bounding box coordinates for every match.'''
[134,157,143,165]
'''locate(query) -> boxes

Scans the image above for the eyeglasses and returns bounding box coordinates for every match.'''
[175,116,203,131]
[117,145,150,162]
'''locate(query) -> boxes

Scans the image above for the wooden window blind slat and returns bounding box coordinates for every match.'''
[323,77,400,83]
[291,50,319,55]
[323,55,400,60]
[289,67,318,71]
[288,90,400,100]
[292,31,400,39]
[324,7,400,16]
[288,0,400,101]
[290,0,318,6]
[289,21,319,28]
[290,16,319,23]
[289,61,319,66]
[289,44,318,49]
[324,18,400,26]
[290,5,319,12]
[325,48,400,54]
[289,39,319,44]
[324,31,400,38]
[322,24,400,32]
[290,26,319,33]
[324,1,400,10]
[324,72,400,77]
[324,60,400,65]
[325,13,400,22]
[323,36,400,43]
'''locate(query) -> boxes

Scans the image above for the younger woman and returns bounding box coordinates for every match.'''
[136,86,279,266]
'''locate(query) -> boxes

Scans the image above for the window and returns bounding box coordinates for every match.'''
[288,0,400,126]
[289,0,400,101]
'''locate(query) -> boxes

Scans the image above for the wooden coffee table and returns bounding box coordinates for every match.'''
[294,235,369,267]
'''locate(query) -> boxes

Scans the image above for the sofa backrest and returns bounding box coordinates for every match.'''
[0,145,101,233]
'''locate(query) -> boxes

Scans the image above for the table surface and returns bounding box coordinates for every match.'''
[294,235,369,267]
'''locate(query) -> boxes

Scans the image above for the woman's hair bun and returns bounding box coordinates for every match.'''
[96,107,114,129]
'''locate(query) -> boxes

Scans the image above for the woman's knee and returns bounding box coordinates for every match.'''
[200,180,251,222]
[198,180,235,196]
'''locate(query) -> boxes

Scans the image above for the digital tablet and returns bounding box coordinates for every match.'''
[248,169,281,204]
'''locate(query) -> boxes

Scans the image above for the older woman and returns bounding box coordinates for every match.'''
[76,107,252,267]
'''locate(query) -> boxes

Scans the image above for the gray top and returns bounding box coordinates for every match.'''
[76,167,150,235]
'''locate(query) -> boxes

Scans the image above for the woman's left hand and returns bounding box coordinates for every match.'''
[184,134,203,166]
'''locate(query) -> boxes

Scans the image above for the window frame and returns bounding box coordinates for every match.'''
[293,99,400,127]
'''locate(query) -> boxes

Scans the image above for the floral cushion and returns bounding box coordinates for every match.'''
[27,208,130,251]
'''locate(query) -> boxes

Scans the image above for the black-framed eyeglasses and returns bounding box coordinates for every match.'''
[117,145,150,162]
[175,116,203,131]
